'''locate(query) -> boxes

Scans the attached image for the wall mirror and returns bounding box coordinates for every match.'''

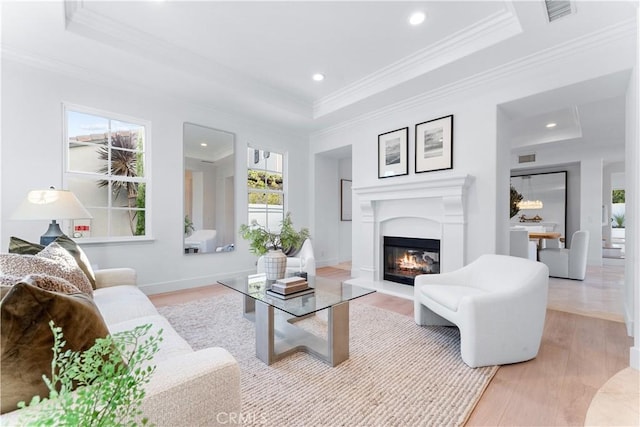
[510,171,567,238]
[183,123,235,254]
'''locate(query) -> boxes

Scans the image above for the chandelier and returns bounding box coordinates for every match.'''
[517,175,544,210]
[517,199,544,210]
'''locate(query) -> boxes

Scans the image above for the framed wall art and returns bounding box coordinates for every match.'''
[340,179,352,221]
[378,127,408,179]
[415,115,453,173]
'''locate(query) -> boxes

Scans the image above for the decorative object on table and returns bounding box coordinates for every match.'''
[266,287,315,300]
[10,187,93,245]
[340,179,352,221]
[270,276,310,295]
[519,214,543,223]
[266,276,314,299]
[378,127,408,179]
[239,212,310,280]
[415,115,453,173]
[510,185,523,218]
[263,250,287,280]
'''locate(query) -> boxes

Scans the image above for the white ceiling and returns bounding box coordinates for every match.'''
[1,0,636,147]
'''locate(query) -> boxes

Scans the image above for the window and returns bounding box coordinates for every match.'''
[64,104,150,240]
[247,148,284,230]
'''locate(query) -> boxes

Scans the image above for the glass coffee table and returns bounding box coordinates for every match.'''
[217,274,375,367]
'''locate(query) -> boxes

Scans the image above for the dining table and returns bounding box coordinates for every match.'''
[528,231,562,250]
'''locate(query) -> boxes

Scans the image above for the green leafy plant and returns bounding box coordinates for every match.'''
[184,215,195,235]
[612,189,625,204]
[18,321,163,427]
[510,185,523,219]
[612,213,625,228]
[239,212,310,256]
[97,132,146,236]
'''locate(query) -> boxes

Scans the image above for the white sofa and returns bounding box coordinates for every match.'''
[414,254,549,368]
[257,238,316,277]
[1,268,241,426]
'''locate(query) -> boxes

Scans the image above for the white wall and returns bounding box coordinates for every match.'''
[625,58,639,367]
[1,59,309,294]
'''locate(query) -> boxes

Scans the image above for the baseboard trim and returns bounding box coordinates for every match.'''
[138,268,254,295]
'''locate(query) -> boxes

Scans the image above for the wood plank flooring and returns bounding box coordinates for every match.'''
[148,264,632,426]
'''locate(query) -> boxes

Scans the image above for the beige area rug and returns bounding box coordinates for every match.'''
[158,294,497,426]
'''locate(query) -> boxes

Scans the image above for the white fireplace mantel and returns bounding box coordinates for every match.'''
[347,174,474,300]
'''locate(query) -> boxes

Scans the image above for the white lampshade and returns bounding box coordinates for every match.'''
[11,189,93,245]
[11,189,92,220]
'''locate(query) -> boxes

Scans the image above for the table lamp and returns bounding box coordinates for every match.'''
[11,187,93,245]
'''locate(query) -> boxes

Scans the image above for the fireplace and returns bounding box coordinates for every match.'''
[383,236,440,286]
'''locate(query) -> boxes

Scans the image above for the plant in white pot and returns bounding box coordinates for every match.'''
[239,212,310,280]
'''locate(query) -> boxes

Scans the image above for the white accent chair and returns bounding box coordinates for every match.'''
[257,238,316,277]
[414,254,549,368]
[184,229,217,253]
[538,230,590,280]
[509,229,537,261]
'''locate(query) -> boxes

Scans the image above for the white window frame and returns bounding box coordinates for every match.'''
[62,103,152,243]
[247,146,285,230]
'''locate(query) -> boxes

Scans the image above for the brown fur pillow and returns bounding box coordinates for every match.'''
[0,281,109,414]
[0,243,92,296]
[9,236,97,289]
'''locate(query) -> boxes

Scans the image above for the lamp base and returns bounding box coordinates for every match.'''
[40,220,65,246]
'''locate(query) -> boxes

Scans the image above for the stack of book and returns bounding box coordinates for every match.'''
[266,276,314,300]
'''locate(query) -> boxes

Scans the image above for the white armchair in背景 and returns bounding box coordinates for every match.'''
[538,230,589,280]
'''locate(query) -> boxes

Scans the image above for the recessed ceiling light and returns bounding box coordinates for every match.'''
[545,122,557,128]
[409,11,426,26]
[312,73,325,82]
[200,143,208,147]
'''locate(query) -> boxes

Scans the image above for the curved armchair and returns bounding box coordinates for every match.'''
[414,254,549,368]
[257,239,316,277]
[538,230,589,280]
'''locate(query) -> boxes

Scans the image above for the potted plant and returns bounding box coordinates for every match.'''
[239,212,310,280]
[184,215,195,236]
[510,185,523,219]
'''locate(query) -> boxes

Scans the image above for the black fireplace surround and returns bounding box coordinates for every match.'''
[383,236,440,286]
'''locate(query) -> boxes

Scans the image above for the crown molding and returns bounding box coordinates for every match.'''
[63,1,312,119]
[312,3,523,119]
[312,18,637,139]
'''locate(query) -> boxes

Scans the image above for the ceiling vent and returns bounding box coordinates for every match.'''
[545,0,574,22]
[518,154,536,164]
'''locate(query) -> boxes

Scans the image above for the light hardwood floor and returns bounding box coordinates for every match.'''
[149,264,633,426]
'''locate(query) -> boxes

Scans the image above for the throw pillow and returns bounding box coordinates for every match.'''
[0,274,81,299]
[8,236,96,290]
[0,243,93,296]
[51,235,97,290]
[8,236,43,255]
[0,281,110,414]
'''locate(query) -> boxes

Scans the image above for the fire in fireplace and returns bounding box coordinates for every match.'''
[383,236,440,286]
